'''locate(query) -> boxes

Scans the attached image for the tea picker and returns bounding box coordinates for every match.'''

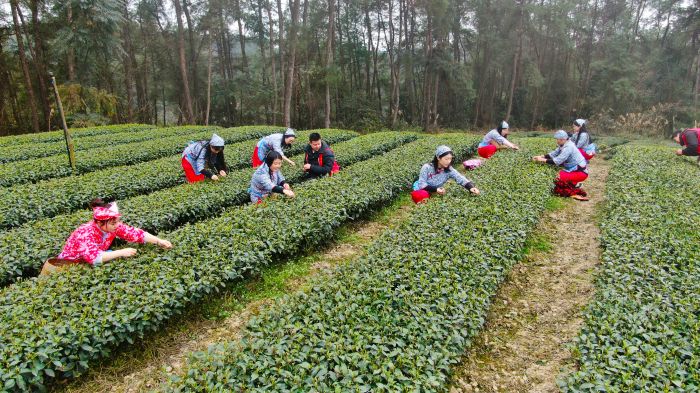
[252,128,297,168]
[411,145,480,204]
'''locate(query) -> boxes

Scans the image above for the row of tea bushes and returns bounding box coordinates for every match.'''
[0,135,477,390]
[0,124,155,148]
[164,139,555,392]
[0,125,211,163]
[0,128,355,229]
[559,145,700,392]
[0,125,289,187]
[0,131,409,286]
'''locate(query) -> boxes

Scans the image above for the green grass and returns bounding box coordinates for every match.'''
[200,254,320,321]
[521,196,567,256]
[545,196,569,211]
[523,233,554,255]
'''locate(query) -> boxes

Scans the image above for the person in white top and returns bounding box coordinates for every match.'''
[251,128,297,168]
[477,121,519,159]
[571,119,596,161]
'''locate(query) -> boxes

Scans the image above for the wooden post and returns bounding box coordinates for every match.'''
[49,72,75,171]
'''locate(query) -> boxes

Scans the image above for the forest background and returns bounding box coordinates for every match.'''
[1,0,698,136]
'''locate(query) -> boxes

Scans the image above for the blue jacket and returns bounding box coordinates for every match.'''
[257,134,288,161]
[546,140,588,172]
[413,163,474,192]
[182,141,227,177]
[249,163,287,202]
[478,129,513,148]
[571,131,590,149]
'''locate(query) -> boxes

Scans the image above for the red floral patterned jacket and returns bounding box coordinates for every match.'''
[57,221,145,265]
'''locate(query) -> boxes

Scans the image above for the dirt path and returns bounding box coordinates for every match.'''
[57,196,415,393]
[450,158,609,393]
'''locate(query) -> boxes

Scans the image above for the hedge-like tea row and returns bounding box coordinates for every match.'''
[559,145,700,392]
[162,139,554,392]
[0,124,219,163]
[121,131,417,232]
[0,124,155,148]
[0,128,355,230]
[0,131,408,285]
[0,135,476,391]
[0,125,284,187]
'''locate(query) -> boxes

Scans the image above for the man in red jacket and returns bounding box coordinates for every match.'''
[303,132,340,178]
[672,128,700,164]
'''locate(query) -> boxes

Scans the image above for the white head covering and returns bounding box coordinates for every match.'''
[210,133,225,147]
[435,145,453,158]
[554,130,569,139]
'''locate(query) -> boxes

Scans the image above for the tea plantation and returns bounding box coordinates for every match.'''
[559,145,700,392]
[0,125,696,392]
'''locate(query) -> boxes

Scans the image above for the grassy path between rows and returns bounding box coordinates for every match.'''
[449,158,610,393]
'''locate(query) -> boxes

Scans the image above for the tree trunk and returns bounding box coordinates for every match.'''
[266,0,278,125]
[364,6,373,98]
[214,1,234,124]
[530,87,540,129]
[182,0,199,117]
[10,0,40,133]
[172,0,195,123]
[336,0,346,93]
[373,9,381,113]
[277,0,286,120]
[283,0,301,127]
[631,0,647,44]
[67,3,76,81]
[431,72,439,128]
[324,0,335,128]
[301,0,311,127]
[139,34,151,124]
[582,0,599,101]
[695,46,700,108]
[385,0,401,128]
[0,40,22,133]
[505,0,524,121]
[256,1,269,123]
[235,0,249,71]
[408,0,418,122]
[25,1,51,129]
[422,12,433,132]
[122,4,136,122]
[201,32,210,125]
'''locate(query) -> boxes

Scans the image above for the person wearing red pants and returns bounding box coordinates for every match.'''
[411,145,480,204]
[477,121,520,159]
[572,119,596,161]
[181,133,228,183]
[252,128,297,168]
[533,130,590,201]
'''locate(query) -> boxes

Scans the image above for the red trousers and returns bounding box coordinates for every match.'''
[252,146,263,168]
[477,145,498,159]
[411,189,431,204]
[558,170,588,183]
[553,170,588,197]
[182,157,205,183]
[579,148,595,161]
